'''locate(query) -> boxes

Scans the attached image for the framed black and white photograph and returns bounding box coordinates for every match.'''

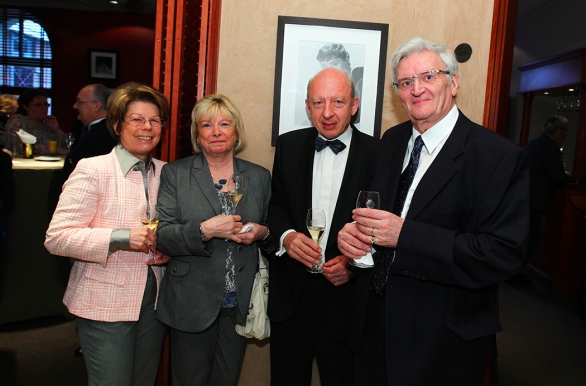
[271,16,389,145]
[89,50,119,81]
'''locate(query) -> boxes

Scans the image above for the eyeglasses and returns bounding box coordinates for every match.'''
[393,69,451,92]
[30,103,50,108]
[75,100,97,106]
[122,116,165,128]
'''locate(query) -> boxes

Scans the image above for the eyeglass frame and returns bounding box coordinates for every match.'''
[393,69,452,92]
[29,102,51,108]
[120,116,165,128]
[75,100,98,106]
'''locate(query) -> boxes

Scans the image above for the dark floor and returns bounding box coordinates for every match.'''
[0,279,585,386]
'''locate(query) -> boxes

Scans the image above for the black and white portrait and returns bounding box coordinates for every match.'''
[294,42,365,126]
[272,17,388,145]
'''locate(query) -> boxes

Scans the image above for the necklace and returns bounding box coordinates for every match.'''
[211,174,228,190]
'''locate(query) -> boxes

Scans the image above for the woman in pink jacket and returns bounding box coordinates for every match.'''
[45,82,170,386]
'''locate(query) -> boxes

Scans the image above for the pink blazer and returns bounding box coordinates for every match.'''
[45,149,166,322]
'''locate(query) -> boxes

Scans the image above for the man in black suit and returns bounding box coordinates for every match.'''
[62,84,115,183]
[268,67,378,386]
[338,37,529,385]
[516,115,571,282]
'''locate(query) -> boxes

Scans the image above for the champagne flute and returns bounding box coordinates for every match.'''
[350,191,380,268]
[141,208,159,260]
[65,133,75,149]
[306,208,326,273]
[227,174,245,215]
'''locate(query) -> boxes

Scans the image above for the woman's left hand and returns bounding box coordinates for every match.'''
[236,222,269,245]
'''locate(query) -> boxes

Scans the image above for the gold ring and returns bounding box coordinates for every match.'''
[370,236,375,245]
[371,228,375,237]
[334,278,338,283]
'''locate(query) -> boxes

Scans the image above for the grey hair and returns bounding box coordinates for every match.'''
[541,115,568,134]
[390,37,459,93]
[306,67,356,104]
[89,84,111,111]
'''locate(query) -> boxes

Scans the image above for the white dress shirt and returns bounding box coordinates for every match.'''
[400,105,459,218]
[276,126,353,261]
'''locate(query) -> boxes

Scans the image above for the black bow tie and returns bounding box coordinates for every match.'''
[315,137,347,155]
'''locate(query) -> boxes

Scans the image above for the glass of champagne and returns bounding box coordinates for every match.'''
[65,132,75,150]
[141,208,159,260]
[227,174,245,214]
[306,208,326,273]
[350,191,380,268]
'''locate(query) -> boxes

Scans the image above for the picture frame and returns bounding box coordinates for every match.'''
[88,50,119,81]
[271,16,389,145]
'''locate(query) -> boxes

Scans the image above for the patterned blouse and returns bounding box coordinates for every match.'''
[4,114,63,156]
[217,187,238,308]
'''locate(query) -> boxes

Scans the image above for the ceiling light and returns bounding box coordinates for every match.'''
[109,1,119,4]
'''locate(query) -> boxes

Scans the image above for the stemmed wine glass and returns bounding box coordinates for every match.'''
[227,174,245,214]
[65,133,75,150]
[306,208,326,273]
[350,191,380,268]
[141,207,159,260]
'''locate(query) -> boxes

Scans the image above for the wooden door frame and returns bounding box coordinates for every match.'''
[483,0,519,135]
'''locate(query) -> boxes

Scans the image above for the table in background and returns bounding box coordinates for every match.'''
[0,156,69,324]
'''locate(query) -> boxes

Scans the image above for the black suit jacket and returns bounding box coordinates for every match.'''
[525,134,570,211]
[62,119,116,183]
[353,111,530,384]
[268,126,378,333]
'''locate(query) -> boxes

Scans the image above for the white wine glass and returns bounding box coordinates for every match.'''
[306,208,326,273]
[350,191,380,268]
[141,207,159,260]
[227,174,245,215]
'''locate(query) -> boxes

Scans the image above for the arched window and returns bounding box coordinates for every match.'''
[0,8,52,95]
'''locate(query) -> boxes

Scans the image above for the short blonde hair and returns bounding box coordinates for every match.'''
[190,94,246,154]
[0,94,17,117]
[106,82,170,141]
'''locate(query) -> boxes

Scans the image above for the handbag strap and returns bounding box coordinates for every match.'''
[258,249,267,269]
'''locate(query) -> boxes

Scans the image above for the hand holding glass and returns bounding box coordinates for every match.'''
[306,208,326,273]
[141,208,159,260]
[228,174,245,214]
[350,191,380,268]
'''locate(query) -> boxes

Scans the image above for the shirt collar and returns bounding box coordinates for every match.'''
[317,125,353,147]
[88,117,106,129]
[114,143,155,176]
[414,105,459,154]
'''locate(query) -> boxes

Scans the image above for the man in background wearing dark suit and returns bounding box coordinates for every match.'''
[268,67,378,386]
[509,115,572,284]
[338,37,529,385]
[62,84,115,183]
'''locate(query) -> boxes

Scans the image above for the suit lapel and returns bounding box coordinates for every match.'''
[192,155,223,215]
[406,112,469,220]
[327,128,364,251]
[380,125,411,213]
[295,130,317,231]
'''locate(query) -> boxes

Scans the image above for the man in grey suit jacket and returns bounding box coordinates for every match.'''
[339,37,529,385]
[268,67,378,385]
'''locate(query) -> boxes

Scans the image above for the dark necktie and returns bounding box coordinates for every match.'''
[315,137,347,155]
[372,135,424,294]
[79,126,89,142]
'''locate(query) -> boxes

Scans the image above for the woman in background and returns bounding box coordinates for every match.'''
[4,88,66,155]
[45,82,170,386]
[156,94,274,385]
[0,94,18,148]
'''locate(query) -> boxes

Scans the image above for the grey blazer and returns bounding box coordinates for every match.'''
[155,154,273,332]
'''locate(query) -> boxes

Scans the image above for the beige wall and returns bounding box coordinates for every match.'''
[217,0,495,171]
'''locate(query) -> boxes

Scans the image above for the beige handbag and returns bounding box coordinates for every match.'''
[235,251,270,340]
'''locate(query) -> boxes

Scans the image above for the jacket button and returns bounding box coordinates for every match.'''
[403,271,409,275]
[238,246,243,252]
[172,267,177,273]
[237,266,243,272]
[421,276,426,281]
